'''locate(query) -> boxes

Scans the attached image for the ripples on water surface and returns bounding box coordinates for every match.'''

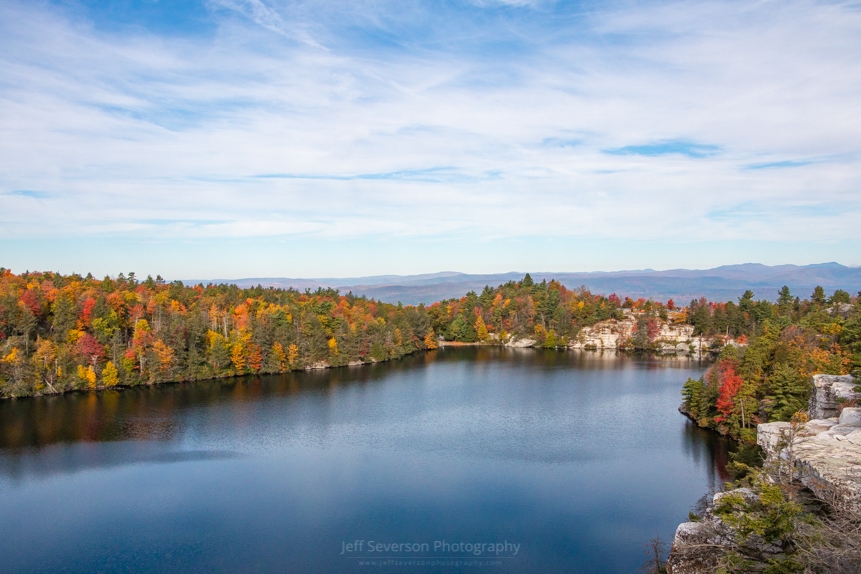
[0,348,732,573]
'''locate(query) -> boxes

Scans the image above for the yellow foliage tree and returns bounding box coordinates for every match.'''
[77,364,97,388]
[231,342,246,373]
[287,343,299,367]
[2,348,18,364]
[35,339,57,366]
[475,315,489,342]
[424,328,438,350]
[271,342,287,371]
[206,329,225,350]
[102,361,119,387]
[328,337,339,356]
[153,339,175,372]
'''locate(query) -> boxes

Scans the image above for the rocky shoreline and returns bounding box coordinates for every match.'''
[666,375,861,573]
[501,315,732,355]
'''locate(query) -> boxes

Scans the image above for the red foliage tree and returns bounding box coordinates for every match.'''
[714,360,743,423]
[80,297,97,327]
[20,289,41,316]
[76,333,104,365]
[247,343,263,372]
[647,318,660,340]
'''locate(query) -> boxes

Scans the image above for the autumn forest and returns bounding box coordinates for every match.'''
[1,268,859,442]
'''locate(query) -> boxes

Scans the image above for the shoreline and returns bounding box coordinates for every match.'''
[0,349,430,401]
[2,344,711,401]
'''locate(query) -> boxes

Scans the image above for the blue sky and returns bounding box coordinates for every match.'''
[1,0,860,279]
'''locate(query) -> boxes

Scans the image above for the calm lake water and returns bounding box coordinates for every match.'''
[0,348,731,573]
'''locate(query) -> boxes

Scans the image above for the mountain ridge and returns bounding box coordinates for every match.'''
[183,263,860,305]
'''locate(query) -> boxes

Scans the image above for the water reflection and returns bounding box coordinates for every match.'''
[0,444,246,482]
[0,348,726,574]
[0,349,705,451]
[0,352,434,450]
[681,419,735,488]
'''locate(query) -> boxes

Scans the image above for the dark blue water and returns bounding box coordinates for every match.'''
[0,348,730,573]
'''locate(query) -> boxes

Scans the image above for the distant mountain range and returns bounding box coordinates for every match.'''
[186,263,861,305]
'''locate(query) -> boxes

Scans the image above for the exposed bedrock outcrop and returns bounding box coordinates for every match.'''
[567,317,715,353]
[567,317,636,350]
[757,408,861,516]
[667,375,861,573]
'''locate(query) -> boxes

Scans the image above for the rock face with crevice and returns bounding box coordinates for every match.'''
[757,406,861,515]
[809,374,859,419]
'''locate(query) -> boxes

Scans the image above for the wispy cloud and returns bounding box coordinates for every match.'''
[5,190,53,199]
[708,201,849,221]
[540,137,582,148]
[208,0,290,36]
[743,160,814,170]
[252,167,484,183]
[1,0,860,275]
[603,141,719,158]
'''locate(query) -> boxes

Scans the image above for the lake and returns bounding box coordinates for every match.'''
[0,347,731,573]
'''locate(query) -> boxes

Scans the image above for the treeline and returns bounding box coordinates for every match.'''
[3,267,859,404]
[427,273,674,346]
[426,274,822,349]
[681,286,861,441]
[0,269,435,398]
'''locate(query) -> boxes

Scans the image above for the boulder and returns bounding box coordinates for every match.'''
[666,521,721,574]
[304,361,330,370]
[809,374,858,419]
[838,407,861,427]
[825,303,854,318]
[713,487,758,506]
[504,337,536,348]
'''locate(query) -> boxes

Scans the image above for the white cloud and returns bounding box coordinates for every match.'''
[0,0,860,273]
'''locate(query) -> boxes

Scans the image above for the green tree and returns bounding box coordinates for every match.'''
[766,363,809,421]
[810,286,826,307]
[447,314,477,342]
[777,286,793,315]
[829,289,850,305]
